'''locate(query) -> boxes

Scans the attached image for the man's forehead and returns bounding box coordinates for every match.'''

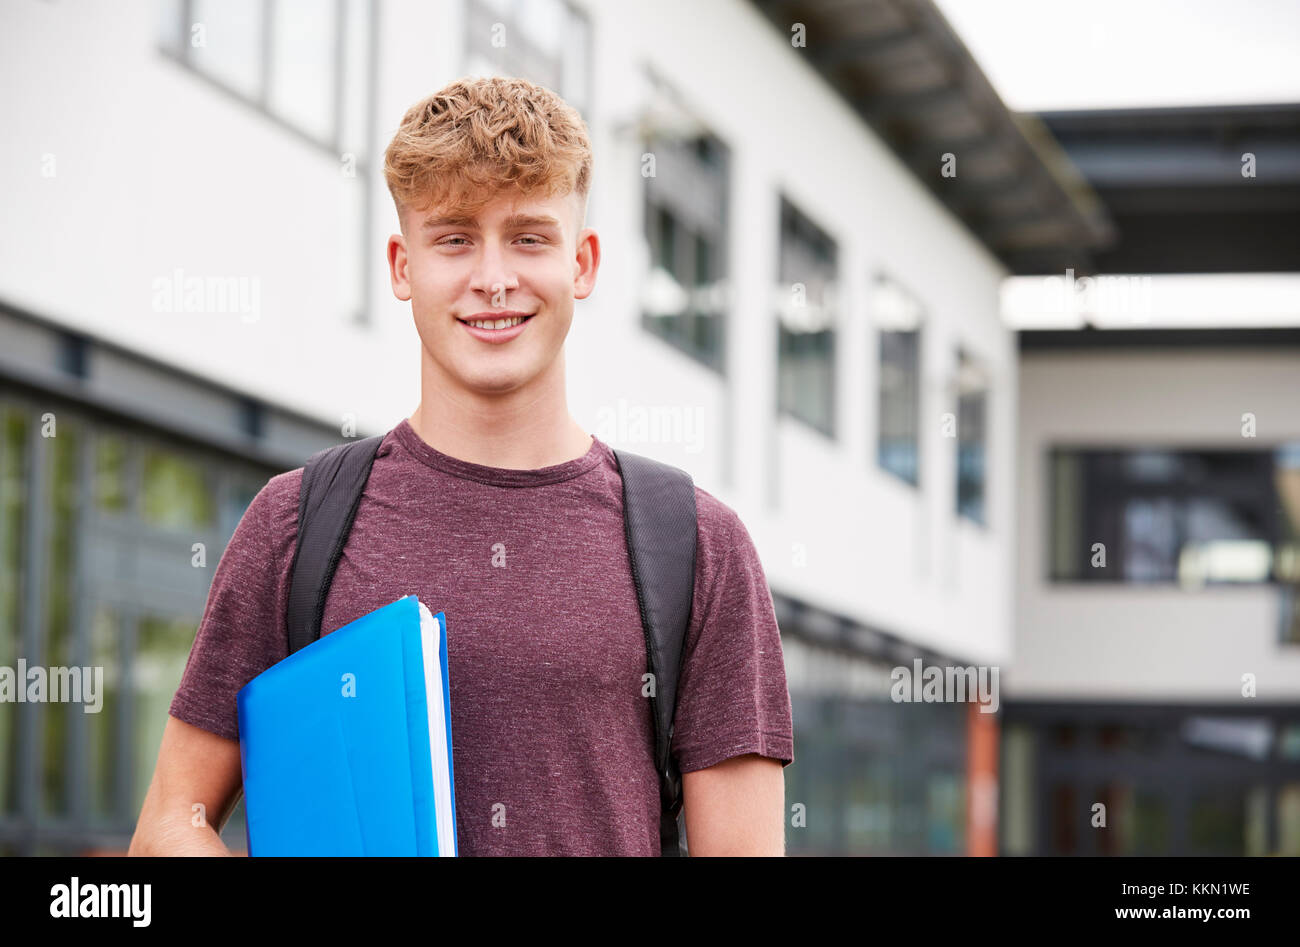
[418,210,565,231]
[415,193,578,232]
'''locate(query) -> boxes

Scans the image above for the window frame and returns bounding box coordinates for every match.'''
[775,195,839,439]
[639,130,731,374]
[0,391,282,852]
[159,0,375,161]
[156,0,378,326]
[873,273,924,489]
[1046,444,1293,586]
[955,346,988,527]
[461,0,593,116]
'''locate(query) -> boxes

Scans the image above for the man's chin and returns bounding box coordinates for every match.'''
[454,365,537,396]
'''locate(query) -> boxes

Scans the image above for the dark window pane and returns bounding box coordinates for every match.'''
[133,615,200,818]
[1050,447,1287,584]
[0,407,29,815]
[141,449,216,530]
[1111,785,1171,854]
[42,420,79,817]
[957,390,986,522]
[1189,788,1248,854]
[88,606,122,821]
[94,433,128,513]
[956,350,987,524]
[777,199,837,435]
[640,133,729,372]
[220,478,261,538]
[926,770,965,853]
[1049,782,1078,854]
[658,205,676,275]
[879,329,920,484]
[1279,783,1300,855]
[778,326,834,434]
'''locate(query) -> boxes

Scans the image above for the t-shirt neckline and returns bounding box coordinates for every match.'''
[392,417,606,487]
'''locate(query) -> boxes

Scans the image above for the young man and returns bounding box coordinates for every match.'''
[130,76,793,857]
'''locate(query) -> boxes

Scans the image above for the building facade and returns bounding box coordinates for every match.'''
[1,0,1018,855]
[1005,330,1300,855]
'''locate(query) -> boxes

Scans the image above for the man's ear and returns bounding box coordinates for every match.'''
[573,227,600,301]
[388,233,411,302]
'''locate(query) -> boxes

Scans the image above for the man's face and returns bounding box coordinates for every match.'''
[387,189,598,398]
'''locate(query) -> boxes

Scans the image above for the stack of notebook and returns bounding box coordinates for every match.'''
[236,594,457,856]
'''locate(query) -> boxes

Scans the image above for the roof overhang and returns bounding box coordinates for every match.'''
[749,0,1116,274]
[1036,104,1300,274]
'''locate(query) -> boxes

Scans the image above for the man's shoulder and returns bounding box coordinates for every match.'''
[261,465,304,516]
[689,483,759,568]
[237,466,304,551]
[691,483,739,535]
[265,464,304,495]
[253,427,405,542]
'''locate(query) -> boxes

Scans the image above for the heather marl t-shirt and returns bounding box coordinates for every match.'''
[169,418,794,856]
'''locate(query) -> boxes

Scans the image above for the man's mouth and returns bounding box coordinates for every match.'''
[457,313,535,330]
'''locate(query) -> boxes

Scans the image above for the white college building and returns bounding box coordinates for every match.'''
[0,0,1118,854]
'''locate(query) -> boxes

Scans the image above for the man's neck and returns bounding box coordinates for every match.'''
[406,407,592,470]
[406,368,593,471]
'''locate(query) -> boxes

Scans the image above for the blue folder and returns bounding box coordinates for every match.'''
[237,594,457,856]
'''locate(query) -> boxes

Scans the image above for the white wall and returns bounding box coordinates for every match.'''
[1012,349,1300,698]
[563,0,1016,665]
[1,0,1016,665]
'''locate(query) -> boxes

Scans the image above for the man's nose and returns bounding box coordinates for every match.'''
[468,239,519,297]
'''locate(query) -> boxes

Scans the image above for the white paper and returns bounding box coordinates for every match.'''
[418,600,456,856]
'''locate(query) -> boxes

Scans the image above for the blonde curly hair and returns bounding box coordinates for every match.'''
[383,76,593,232]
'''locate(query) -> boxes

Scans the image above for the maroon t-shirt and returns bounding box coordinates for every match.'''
[170,418,794,855]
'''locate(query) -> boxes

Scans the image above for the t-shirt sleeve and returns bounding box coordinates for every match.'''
[669,492,795,773]
[168,471,298,742]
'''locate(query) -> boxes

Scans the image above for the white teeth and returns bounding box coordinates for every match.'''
[465,316,527,329]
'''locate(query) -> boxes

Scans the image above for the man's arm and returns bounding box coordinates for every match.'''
[128,715,244,856]
[681,753,786,856]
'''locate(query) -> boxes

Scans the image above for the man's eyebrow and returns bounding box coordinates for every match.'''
[420,213,562,232]
[420,214,474,231]
[502,214,562,230]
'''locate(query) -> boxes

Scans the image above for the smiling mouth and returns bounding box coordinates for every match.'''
[457,314,535,330]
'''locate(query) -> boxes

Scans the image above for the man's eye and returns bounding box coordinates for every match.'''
[438,236,469,246]
[517,235,545,245]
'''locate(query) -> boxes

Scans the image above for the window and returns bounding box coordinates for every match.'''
[94,434,129,513]
[220,477,262,537]
[874,275,922,485]
[157,0,376,324]
[88,607,123,822]
[41,421,79,817]
[0,393,284,853]
[141,447,217,531]
[463,0,591,114]
[159,0,374,157]
[1049,445,1300,588]
[0,408,28,818]
[133,614,203,820]
[955,348,988,525]
[640,132,730,371]
[776,198,838,436]
[782,635,967,856]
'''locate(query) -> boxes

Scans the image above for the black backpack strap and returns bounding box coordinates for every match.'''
[612,448,698,857]
[285,435,384,655]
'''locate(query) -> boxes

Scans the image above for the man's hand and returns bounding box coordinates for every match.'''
[681,753,786,856]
